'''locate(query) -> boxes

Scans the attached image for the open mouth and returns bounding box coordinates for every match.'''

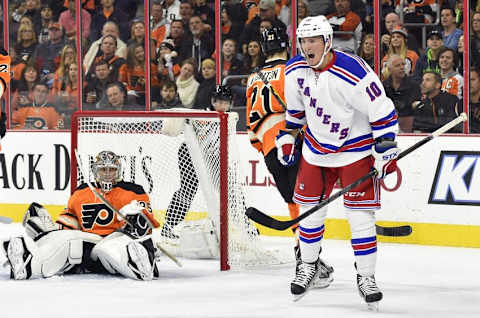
[307,53,315,59]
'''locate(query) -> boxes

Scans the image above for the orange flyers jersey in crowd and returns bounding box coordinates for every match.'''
[442,73,464,99]
[0,50,11,95]
[246,59,288,156]
[12,106,62,129]
[59,182,160,236]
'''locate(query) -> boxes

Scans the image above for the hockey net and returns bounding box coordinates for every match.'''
[71,111,288,270]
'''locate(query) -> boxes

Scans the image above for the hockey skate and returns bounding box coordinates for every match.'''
[357,274,383,311]
[294,245,334,289]
[126,238,160,281]
[291,258,321,301]
[2,237,33,280]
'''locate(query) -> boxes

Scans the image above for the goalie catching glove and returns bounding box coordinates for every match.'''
[275,130,300,166]
[119,200,151,238]
[372,135,399,179]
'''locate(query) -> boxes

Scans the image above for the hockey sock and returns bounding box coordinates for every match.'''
[288,203,300,234]
[298,205,326,263]
[346,210,377,276]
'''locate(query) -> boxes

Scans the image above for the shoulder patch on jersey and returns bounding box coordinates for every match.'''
[114,181,146,194]
[331,50,369,81]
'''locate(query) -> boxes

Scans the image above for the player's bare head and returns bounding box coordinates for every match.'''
[211,85,233,112]
[297,15,333,69]
[92,150,122,192]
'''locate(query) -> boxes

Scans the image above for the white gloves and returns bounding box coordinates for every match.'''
[118,200,144,221]
[372,140,399,179]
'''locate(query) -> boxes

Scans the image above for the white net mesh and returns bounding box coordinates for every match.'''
[73,111,289,270]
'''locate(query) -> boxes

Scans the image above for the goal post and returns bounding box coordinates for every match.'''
[71,110,287,270]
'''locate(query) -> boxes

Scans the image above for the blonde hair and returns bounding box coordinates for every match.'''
[201,58,215,68]
[17,24,37,44]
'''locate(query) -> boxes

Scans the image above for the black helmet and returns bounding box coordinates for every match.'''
[211,85,233,111]
[260,27,288,56]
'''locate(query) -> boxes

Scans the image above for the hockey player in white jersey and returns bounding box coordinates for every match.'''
[277,15,399,307]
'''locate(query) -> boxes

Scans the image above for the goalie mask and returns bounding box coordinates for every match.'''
[211,85,233,112]
[92,151,122,192]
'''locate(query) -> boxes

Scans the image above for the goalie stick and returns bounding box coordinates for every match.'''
[246,113,468,231]
[74,150,182,267]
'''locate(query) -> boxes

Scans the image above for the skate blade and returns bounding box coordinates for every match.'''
[367,301,380,311]
[292,291,309,302]
[312,276,334,289]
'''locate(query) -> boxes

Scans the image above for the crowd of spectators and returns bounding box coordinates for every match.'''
[2,0,480,133]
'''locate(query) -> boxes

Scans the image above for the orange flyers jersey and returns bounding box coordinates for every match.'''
[0,50,11,96]
[60,182,160,236]
[12,106,62,129]
[246,59,288,156]
[442,73,463,99]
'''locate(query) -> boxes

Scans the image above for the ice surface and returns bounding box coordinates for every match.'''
[0,223,479,318]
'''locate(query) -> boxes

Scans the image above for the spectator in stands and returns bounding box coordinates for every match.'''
[157,39,181,82]
[221,38,243,78]
[19,0,42,32]
[470,67,480,133]
[101,82,141,110]
[287,0,308,39]
[380,12,419,56]
[307,0,334,16]
[9,47,27,83]
[52,44,76,94]
[383,54,421,132]
[11,64,40,110]
[12,82,62,130]
[176,58,199,108]
[471,11,480,69]
[193,0,215,32]
[413,30,444,83]
[151,1,169,48]
[15,23,38,64]
[119,43,160,106]
[53,62,79,128]
[179,15,214,72]
[412,71,461,133]
[242,39,265,77]
[381,26,418,79]
[179,1,194,36]
[34,22,66,84]
[221,4,243,41]
[358,33,375,69]
[90,0,129,42]
[59,0,92,43]
[152,80,183,109]
[456,34,464,74]
[193,58,216,109]
[83,21,127,74]
[37,4,53,45]
[399,0,435,25]
[126,20,145,49]
[436,47,463,99]
[12,15,35,46]
[86,34,126,83]
[164,0,181,23]
[239,0,286,55]
[327,0,363,53]
[168,20,186,55]
[440,7,463,50]
[84,60,114,109]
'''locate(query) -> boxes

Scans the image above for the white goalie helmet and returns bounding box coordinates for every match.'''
[296,15,333,68]
[92,150,122,192]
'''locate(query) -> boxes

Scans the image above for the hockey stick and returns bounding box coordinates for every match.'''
[74,150,182,267]
[0,216,13,224]
[246,113,468,231]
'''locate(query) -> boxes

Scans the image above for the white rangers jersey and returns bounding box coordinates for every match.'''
[284,50,399,167]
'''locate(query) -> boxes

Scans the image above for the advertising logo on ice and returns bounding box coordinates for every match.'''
[429,151,480,206]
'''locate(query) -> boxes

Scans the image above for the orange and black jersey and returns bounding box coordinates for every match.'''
[58,181,160,236]
[246,59,288,156]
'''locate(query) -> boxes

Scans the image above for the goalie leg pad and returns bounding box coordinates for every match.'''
[2,237,34,280]
[346,210,377,277]
[91,232,158,280]
[36,230,102,278]
[23,202,59,240]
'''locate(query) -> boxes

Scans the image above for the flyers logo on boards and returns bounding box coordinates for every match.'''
[429,151,480,206]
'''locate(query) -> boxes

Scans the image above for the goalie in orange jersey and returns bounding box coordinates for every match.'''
[0,47,12,151]
[246,27,333,287]
[2,151,163,281]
